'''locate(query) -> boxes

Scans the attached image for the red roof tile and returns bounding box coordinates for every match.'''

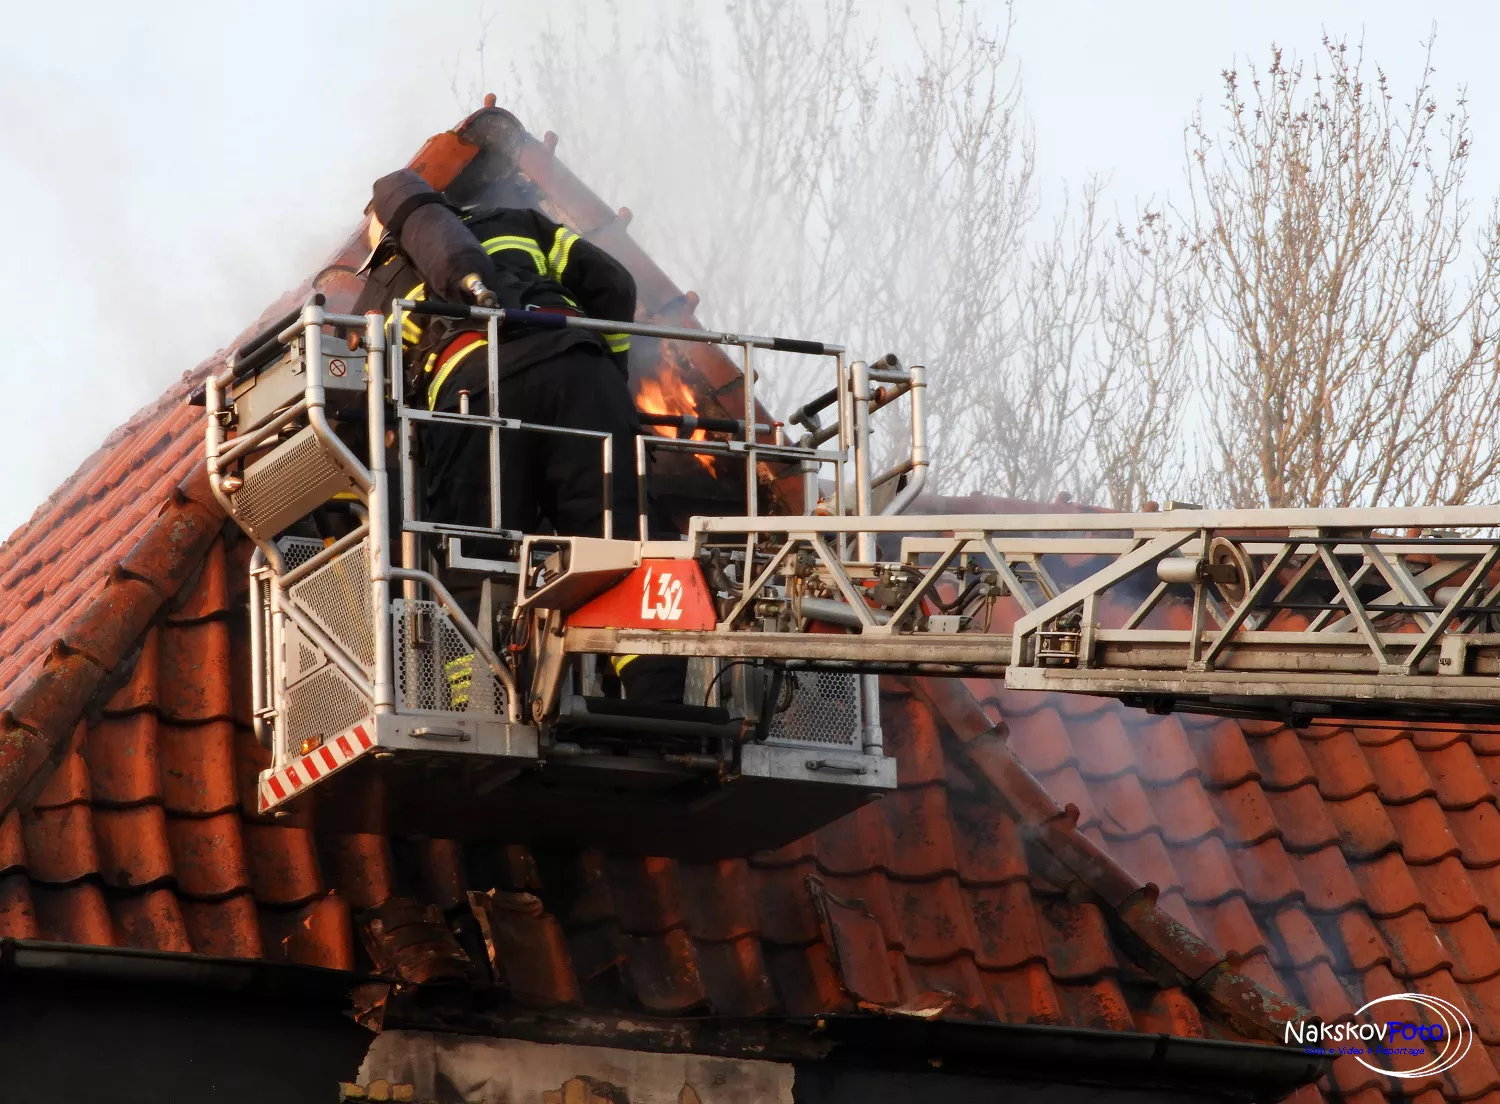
[14,106,1500,1103]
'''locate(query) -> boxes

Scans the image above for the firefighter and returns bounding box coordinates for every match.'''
[356,169,641,538]
[355,169,684,704]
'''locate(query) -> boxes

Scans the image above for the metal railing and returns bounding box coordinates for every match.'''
[555,505,1500,721]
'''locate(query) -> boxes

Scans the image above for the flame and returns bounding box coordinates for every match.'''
[637,366,716,474]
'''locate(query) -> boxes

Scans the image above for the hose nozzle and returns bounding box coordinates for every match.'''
[462,273,498,309]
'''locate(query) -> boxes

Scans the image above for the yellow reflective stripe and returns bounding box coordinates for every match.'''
[482,235,546,275]
[610,655,639,674]
[445,654,474,708]
[547,227,580,280]
[401,283,427,344]
[602,333,631,354]
[427,339,489,411]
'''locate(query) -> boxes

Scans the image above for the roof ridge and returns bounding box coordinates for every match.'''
[903,676,1311,1044]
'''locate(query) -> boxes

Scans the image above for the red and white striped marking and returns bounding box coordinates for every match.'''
[258,718,375,813]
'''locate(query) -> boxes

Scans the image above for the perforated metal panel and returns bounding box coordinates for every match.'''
[275,536,325,572]
[287,542,374,672]
[282,665,369,757]
[231,425,354,540]
[765,670,863,749]
[392,598,503,716]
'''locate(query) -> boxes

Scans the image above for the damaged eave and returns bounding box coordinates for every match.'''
[378,1001,1329,1100]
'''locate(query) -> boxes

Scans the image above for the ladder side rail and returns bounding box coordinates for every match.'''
[365,311,396,715]
[690,505,1500,536]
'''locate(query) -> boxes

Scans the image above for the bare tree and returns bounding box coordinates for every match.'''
[1184,36,1500,508]
[488,0,1144,501]
[1087,209,1200,510]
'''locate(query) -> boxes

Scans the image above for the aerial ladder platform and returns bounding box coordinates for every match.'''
[202,298,1500,858]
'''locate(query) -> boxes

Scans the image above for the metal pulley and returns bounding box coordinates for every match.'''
[1155,537,1252,603]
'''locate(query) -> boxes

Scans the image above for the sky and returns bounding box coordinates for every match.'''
[0,0,1494,539]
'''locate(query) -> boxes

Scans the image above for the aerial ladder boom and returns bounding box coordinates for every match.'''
[201,297,1500,856]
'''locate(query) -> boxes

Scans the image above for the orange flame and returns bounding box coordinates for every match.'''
[637,367,716,474]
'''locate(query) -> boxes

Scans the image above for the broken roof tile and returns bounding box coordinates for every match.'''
[620,929,708,1013]
[411,838,467,911]
[751,863,821,945]
[763,942,846,1015]
[317,832,394,911]
[693,934,776,1016]
[261,893,354,971]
